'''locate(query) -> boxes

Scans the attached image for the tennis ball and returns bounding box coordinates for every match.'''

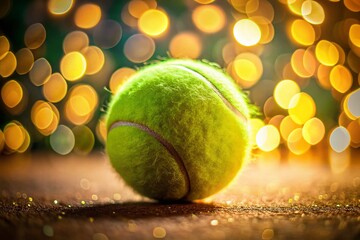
[106,59,252,201]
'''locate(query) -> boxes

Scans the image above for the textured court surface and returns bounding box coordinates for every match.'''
[0,149,359,239]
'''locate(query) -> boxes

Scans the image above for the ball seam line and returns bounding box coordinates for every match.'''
[108,120,191,199]
[168,64,248,123]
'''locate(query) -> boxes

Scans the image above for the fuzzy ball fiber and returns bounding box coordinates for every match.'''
[106,59,252,201]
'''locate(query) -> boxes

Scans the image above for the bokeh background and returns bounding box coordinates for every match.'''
[0,0,359,157]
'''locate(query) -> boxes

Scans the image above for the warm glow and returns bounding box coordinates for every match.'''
[109,68,136,94]
[288,92,316,125]
[287,128,311,155]
[329,65,353,93]
[48,0,73,15]
[233,19,261,46]
[15,48,34,75]
[192,5,226,34]
[81,46,105,75]
[315,40,339,66]
[1,80,23,108]
[301,0,325,25]
[349,24,360,48]
[60,52,87,81]
[74,4,101,29]
[169,32,202,59]
[256,125,280,152]
[43,73,67,103]
[232,53,263,88]
[138,9,169,37]
[290,19,315,46]
[274,80,300,109]
[302,117,325,145]
[29,58,52,86]
[124,34,155,63]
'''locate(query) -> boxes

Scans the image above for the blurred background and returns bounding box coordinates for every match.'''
[0,0,359,158]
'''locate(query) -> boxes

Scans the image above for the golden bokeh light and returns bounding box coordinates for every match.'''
[232,52,263,88]
[65,84,98,125]
[24,23,46,50]
[252,16,274,44]
[169,32,202,59]
[128,0,149,18]
[121,3,138,28]
[329,126,351,153]
[316,64,332,89]
[280,115,301,141]
[63,31,89,54]
[301,0,325,25]
[287,0,305,16]
[0,51,17,78]
[192,5,226,34]
[81,46,105,75]
[302,117,325,145]
[15,48,34,75]
[288,92,316,125]
[291,48,315,78]
[329,65,353,93]
[349,24,360,47]
[256,125,281,152]
[124,34,155,63]
[4,121,25,151]
[43,73,68,103]
[247,0,275,22]
[233,19,261,46]
[48,0,73,15]
[109,67,136,94]
[31,101,60,136]
[344,0,360,12]
[315,40,339,66]
[0,35,10,60]
[74,3,101,29]
[138,9,169,37]
[287,128,311,155]
[274,80,300,109]
[29,58,52,86]
[1,80,23,108]
[290,19,315,46]
[60,51,87,81]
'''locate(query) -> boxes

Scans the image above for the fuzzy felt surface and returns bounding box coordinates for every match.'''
[106,59,251,200]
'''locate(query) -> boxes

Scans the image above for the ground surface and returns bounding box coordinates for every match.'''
[0,148,359,239]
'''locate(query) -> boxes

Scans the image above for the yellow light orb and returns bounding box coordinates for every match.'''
[289,92,316,125]
[256,125,280,152]
[0,51,17,78]
[329,65,353,93]
[287,128,311,155]
[302,117,325,145]
[301,0,325,25]
[43,73,67,103]
[249,118,265,148]
[274,80,300,109]
[315,40,339,66]
[169,32,202,59]
[4,122,24,150]
[0,35,10,60]
[81,46,105,75]
[24,23,46,50]
[138,9,169,37]
[1,80,23,108]
[48,0,73,15]
[349,24,360,48]
[109,67,136,94]
[60,52,87,81]
[74,3,101,29]
[232,52,263,88]
[280,115,302,141]
[290,19,315,46]
[233,19,261,46]
[192,5,226,34]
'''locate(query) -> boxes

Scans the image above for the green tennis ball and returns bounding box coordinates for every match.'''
[106,59,252,201]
